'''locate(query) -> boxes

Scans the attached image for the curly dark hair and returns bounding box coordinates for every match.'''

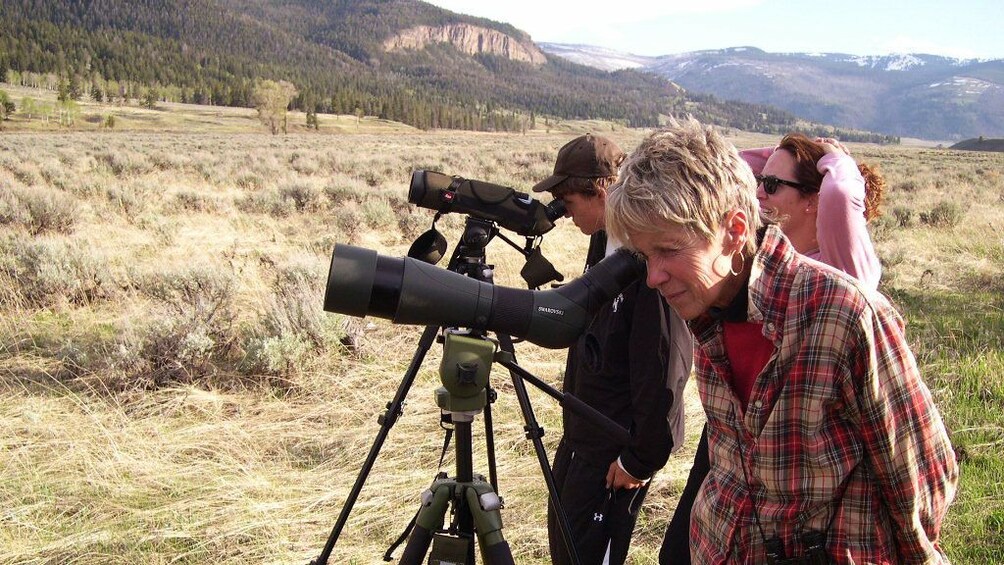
[776,133,884,221]
[857,162,885,221]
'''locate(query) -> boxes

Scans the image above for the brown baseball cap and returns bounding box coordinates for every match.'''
[532,134,626,193]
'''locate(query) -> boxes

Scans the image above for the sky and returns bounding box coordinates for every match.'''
[423,0,1004,60]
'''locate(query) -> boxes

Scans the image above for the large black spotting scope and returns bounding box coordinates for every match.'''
[324,244,644,349]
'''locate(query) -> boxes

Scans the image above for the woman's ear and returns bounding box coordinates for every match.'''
[724,209,749,253]
[804,193,819,215]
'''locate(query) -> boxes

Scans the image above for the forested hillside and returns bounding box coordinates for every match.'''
[0,0,818,133]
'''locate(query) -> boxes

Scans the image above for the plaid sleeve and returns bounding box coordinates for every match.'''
[849,299,959,562]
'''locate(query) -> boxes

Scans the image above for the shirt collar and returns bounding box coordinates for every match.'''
[747,225,797,342]
[605,233,622,257]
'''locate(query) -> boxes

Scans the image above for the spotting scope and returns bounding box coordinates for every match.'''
[409,170,566,238]
[323,244,644,349]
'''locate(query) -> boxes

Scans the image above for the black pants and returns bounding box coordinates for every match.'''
[659,426,710,565]
[548,440,649,565]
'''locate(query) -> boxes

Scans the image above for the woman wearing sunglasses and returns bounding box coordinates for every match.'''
[747,133,884,290]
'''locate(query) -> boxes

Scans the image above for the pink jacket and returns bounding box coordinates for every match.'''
[740,148,882,290]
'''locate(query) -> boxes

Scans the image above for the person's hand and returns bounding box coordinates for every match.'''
[815,137,850,156]
[606,460,645,490]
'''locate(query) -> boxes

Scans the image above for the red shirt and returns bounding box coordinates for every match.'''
[722,321,774,410]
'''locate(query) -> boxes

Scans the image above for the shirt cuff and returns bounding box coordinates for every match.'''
[617,457,650,484]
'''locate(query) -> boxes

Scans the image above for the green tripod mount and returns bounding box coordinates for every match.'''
[399,331,512,564]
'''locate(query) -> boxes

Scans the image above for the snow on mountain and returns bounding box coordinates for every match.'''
[538,42,651,71]
[537,43,1004,140]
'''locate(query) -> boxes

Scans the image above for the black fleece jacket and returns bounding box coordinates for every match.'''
[559,231,673,480]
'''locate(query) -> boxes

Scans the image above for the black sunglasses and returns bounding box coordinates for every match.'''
[755,174,813,195]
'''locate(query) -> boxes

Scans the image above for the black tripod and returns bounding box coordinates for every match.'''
[309,217,630,565]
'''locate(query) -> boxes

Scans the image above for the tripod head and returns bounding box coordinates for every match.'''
[411,213,564,290]
[436,330,494,416]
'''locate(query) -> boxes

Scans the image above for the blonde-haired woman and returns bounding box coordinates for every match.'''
[608,117,957,564]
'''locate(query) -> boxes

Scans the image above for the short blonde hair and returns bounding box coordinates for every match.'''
[606,116,762,255]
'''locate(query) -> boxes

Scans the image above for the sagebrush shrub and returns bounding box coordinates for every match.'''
[0,184,29,226]
[257,261,339,349]
[39,160,73,191]
[172,190,220,213]
[0,237,111,308]
[138,318,216,385]
[892,206,915,228]
[324,183,356,205]
[24,187,79,234]
[95,150,154,177]
[362,171,382,188]
[241,334,310,378]
[148,151,190,172]
[279,181,320,212]
[236,189,295,217]
[106,185,148,217]
[139,267,237,330]
[920,201,964,228]
[289,153,320,176]
[0,186,80,235]
[333,205,365,239]
[131,266,240,386]
[239,260,341,379]
[361,198,395,228]
[56,341,93,379]
[324,176,370,205]
[396,205,429,240]
[4,161,41,186]
[868,214,895,242]
[235,173,265,191]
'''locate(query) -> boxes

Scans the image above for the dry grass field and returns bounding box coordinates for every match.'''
[1,107,1002,563]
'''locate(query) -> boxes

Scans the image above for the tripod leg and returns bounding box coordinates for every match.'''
[494,334,582,565]
[310,324,439,565]
[465,479,515,565]
[399,477,454,564]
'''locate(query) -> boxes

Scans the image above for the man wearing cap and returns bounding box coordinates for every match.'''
[534,134,693,564]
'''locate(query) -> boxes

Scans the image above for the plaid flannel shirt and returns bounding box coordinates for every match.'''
[688,225,958,564]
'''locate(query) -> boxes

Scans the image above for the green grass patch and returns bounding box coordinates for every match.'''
[888,287,1004,562]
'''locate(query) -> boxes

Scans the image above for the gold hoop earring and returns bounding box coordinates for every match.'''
[729,251,746,277]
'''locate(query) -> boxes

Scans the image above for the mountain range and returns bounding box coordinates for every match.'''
[540,44,1004,141]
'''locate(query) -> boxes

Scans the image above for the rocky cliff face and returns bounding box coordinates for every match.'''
[384,24,547,65]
